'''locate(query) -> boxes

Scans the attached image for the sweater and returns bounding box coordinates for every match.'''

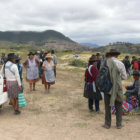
[3,61,21,86]
[85,65,98,82]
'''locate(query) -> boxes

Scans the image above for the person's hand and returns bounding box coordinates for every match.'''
[43,67,47,71]
[19,86,22,89]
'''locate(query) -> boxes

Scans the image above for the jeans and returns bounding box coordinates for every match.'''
[88,98,99,111]
[127,69,131,77]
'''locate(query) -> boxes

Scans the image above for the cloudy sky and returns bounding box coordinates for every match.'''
[0,0,140,45]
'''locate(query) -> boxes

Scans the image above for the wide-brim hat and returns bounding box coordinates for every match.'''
[28,52,34,56]
[7,53,17,60]
[108,49,121,56]
[46,53,53,59]
[133,70,140,76]
[96,53,100,56]
[89,57,98,62]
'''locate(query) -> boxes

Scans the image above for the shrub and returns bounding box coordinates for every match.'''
[69,59,87,68]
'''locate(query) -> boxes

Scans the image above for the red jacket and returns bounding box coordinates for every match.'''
[85,65,98,82]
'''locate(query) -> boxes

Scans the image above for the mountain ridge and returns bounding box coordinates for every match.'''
[0,30,92,51]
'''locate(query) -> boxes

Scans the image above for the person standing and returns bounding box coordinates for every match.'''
[2,53,22,114]
[122,56,131,77]
[84,57,102,112]
[42,53,55,93]
[103,49,127,129]
[51,50,57,77]
[96,53,101,70]
[23,52,40,91]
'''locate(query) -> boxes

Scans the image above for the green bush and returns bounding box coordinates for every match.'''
[69,59,88,68]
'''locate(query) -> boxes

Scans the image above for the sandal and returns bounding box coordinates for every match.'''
[14,110,21,115]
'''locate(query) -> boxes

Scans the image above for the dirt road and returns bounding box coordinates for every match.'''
[0,65,140,140]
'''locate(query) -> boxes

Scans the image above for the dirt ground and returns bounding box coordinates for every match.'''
[0,62,140,140]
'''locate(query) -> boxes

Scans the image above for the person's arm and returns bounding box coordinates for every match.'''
[19,64,23,79]
[120,62,127,80]
[126,85,134,90]
[23,60,28,68]
[35,58,40,67]
[54,55,57,65]
[42,62,47,71]
[52,61,54,70]
[0,65,4,75]
[13,65,21,86]
[127,81,139,94]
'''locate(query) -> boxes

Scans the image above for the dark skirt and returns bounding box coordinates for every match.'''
[7,81,21,99]
[84,82,102,101]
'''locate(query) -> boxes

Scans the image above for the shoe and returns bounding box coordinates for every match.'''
[9,102,12,105]
[89,109,94,112]
[14,110,21,115]
[116,125,124,129]
[102,124,110,129]
[96,110,104,114]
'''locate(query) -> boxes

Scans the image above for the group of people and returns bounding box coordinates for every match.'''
[84,49,140,129]
[0,50,57,115]
[1,49,140,129]
[23,50,57,92]
[122,55,140,77]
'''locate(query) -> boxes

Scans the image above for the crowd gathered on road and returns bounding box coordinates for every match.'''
[0,49,140,130]
[0,50,57,114]
[84,49,140,129]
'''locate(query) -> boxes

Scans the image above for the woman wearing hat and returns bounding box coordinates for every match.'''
[23,52,40,91]
[2,53,22,114]
[42,53,55,93]
[84,57,102,112]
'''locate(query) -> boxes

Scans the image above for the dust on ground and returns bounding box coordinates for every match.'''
[0,54,140,140]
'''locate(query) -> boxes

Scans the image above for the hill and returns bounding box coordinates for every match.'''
[93,42,140,54]
[80,43,100,47]
[0,30,74,45]
[0,30,91,51]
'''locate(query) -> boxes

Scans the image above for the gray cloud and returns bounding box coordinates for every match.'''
[0,0,140,45]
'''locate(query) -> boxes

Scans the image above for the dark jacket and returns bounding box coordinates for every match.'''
[122,58,131,70]
[127,79,139,97]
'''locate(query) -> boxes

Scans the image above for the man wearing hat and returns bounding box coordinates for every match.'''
[103,49,127,129]
[125,70,140,97]
[51,50,57,77]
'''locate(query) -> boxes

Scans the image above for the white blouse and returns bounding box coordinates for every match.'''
[1,61,21,86]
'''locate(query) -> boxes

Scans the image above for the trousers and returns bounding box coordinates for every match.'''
[104,94,122,127]
[88,98,99,111]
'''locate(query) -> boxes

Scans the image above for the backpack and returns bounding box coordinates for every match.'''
[96,60,112,92]
[133,60,139,69]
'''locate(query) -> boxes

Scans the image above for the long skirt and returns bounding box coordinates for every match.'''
[7,81,21,99]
